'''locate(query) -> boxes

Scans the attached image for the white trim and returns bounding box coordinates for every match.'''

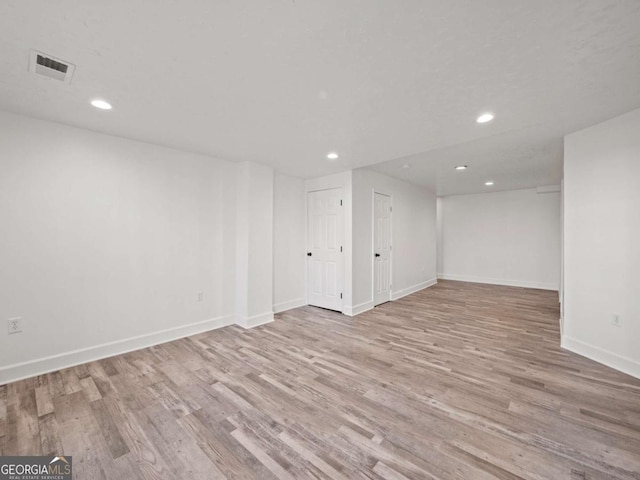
[343,301,374,317]
[344,278,438,316]
[273,298,307,314]
[559,316,564,337]
[561,335,640,380]
[391,278,438,301]
[0,315,235,386]
[536,185,561,194]
[236,311,274,329]
[437,273,558,291]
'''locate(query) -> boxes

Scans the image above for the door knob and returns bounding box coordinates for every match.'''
[375,253,380,257]
[307,252,312,256]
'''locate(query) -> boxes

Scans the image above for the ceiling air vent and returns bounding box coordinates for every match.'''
[29,50,76,84]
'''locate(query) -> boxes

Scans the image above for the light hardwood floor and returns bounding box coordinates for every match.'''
[1,280,639,479]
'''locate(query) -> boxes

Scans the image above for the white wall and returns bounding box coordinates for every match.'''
[351,168,437,314]
[273,172,306,313]
[438,188,561,290]
[0,111,237,383]
[563,107,640,379]
[0,111,322,383]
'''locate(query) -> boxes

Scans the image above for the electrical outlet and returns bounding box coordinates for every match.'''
[197,291,204,302]
[8,317,22,335]
[612,314,622,328]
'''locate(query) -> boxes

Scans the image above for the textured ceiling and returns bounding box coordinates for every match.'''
[1,0,640,195]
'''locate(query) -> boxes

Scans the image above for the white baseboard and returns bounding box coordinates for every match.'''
[236,311,274,329]
[559,317,564,336]
[0,315,235,386]
[343,301,374,317]
[343,278,438,316]
[437,273,558,291]
[273,298,306,314]
[391,277,438,301]
[561,335,640,380]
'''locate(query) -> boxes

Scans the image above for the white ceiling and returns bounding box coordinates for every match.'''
[1,0,640,195]
[372,124,565,196]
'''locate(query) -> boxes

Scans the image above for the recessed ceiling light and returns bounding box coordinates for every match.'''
[485,181,494,186]
[455,165,468,170]
[91,99,112,110]
[401,164,411,169]
[477,113,494,123]
[327,152,339,160]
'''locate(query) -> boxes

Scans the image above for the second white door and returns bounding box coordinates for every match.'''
[374,192,392,306]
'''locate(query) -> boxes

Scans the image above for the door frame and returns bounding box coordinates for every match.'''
[372,189,393,306]
[305,187,345,312]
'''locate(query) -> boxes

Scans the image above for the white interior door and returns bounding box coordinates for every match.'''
[374,192,392,306]
[307,188,343,311]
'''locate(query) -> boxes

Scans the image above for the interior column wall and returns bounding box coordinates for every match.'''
[235,161,274,328]
[563,107,640,379]
[273,172,306,313]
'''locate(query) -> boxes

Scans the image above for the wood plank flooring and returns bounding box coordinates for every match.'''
[1,280,640,479]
